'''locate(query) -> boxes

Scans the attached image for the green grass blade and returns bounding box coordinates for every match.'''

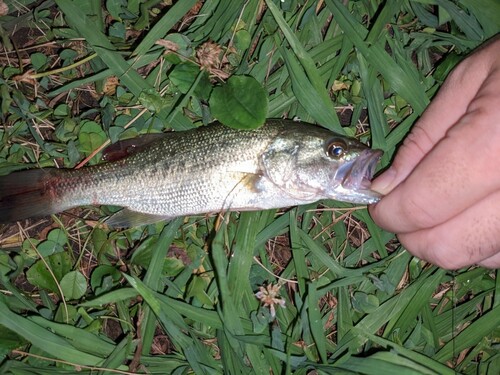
[266,0,342,132]
[55,0,153,97]
[358,54,388,149]
[332,351,442,375]
[460,0,500,38]
[336,286,353,343]
[383,268,446,340]
[79,288,138,306]
[332,268,445,359]
[211,222,271,374]
[364,332,456,375]
[28,316,116,357]
[49,52,160,97]
[97,335,133,375]
[124,274,190,340]
[139,218,183,354]
[226,212,261,308]
[306,282,327,363]
[434,304,500,362]
[0,298,105,366]
[143,219,183,287]
[325,0,429,115]
[289,210,309,295]
[132,0,198,57]
[435,0,484,41]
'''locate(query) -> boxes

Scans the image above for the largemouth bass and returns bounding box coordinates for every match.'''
[0,120,382,227]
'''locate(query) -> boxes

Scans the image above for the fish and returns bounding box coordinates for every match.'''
[0,120,383,228]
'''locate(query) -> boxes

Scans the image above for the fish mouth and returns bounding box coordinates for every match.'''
[343,149,383,190]
[334,149,384,204]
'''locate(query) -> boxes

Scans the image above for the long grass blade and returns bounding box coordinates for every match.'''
[325,0,429,115]
[55,0,153,97]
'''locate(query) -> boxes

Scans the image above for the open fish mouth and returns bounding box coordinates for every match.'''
[332,148,383,204]
[342,149,383,191]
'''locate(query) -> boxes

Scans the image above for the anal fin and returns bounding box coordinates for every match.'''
[105,208,171,228]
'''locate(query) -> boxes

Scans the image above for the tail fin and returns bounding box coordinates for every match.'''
[0,169,62,224]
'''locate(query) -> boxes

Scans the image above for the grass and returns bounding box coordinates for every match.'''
[0,0,499,374]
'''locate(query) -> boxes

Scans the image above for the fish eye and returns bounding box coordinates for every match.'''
[326,138,347,159]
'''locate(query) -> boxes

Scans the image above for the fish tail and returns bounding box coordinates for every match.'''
[0,169,67,223]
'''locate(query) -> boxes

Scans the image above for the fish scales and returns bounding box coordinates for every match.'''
[59,122,280,214]
[0,120,383,227]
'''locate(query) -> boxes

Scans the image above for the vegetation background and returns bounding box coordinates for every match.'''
[0,0,499,374]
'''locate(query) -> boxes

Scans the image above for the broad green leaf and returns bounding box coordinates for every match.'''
[77,120,107,157]
[138,89,171,113]
[26,252,72,294]
[90,265,122,295]
[186,274,213,306]
[105,0,127,21]
[234,29,251,51]
[30,52,48,71]
[169,62,201,93]
[209,75,268,129]
[60,271,87,300]
[54,303,78,323]
[352,291,380,313]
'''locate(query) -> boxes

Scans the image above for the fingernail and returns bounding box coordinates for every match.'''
[371,167,397,194]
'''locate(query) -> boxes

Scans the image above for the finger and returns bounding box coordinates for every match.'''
[372,41,497,195]
[477,252,500,269]
[370,66,500,233]
[396,189,500,270]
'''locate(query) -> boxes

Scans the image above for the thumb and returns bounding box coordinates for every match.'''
[372,40,497,194]
[371,126,433,194]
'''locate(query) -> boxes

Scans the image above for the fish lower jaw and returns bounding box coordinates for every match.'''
[329,187,382,205]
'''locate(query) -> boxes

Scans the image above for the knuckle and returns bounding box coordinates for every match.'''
[397,125,435,162]
[404,237,465,269]
[381,124,440,195]
[428,246,467,270]
[399,228,468,270]
[459,104,497,129]
[400,195,436,230]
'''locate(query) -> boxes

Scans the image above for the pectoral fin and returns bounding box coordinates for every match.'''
[106,208,170,228]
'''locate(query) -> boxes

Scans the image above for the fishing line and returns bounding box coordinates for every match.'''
[451,269,458,373]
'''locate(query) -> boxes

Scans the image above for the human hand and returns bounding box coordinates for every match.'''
[369,35,500,269]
